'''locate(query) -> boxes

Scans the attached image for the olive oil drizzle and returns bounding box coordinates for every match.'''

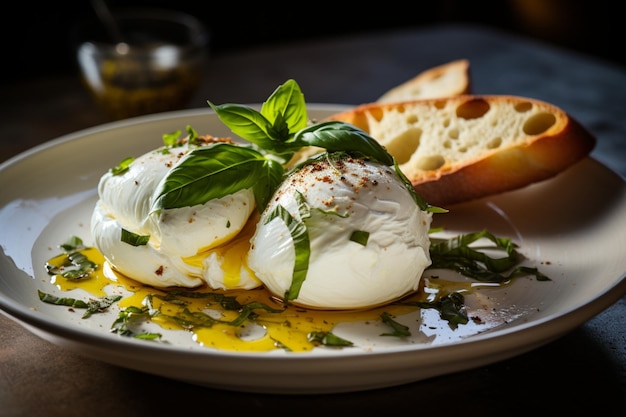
[42,232,547,353]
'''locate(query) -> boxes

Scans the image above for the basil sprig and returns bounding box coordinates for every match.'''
[151,79,433,214]
[207,79,308,161]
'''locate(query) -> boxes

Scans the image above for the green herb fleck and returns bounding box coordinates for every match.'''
[380,312,411,337]
[429,229,550,282]
[110,157,134,175]
[121,228,150,246]
[349,230,369,246]
[46,236,98,281]
[308,331,354,347]
[38,290,121,319]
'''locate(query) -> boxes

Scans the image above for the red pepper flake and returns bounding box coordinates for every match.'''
[155,265,164,276]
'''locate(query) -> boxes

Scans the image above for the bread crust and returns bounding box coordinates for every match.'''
[328,95,596,207]
[376,59,471,102]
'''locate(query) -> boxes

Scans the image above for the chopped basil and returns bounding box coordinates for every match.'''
[186,125,200,144]
[121,228,150,246]
[59,236,85,252]
[110,305,161,339]
[380,312,411,337]
[349,230,369,246]
[141,292,284,331]
[38,290,121,319]
[162,129,182,147]
[403,292,469,329]
[46,236,98,281]
[38,290,88,309]
[429,229,551,282]
[308,331,354,347]
[110,156,134,175]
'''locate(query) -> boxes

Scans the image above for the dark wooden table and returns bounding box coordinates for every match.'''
[1,24,625,416]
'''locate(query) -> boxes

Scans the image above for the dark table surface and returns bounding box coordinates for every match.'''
[1,24,625,416]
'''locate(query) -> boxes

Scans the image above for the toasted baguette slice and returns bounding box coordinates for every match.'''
[376,59,471,103]
[328,95,596,206]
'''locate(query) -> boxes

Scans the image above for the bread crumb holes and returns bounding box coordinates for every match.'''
[416,155,445,171]
[523,112,556,135]
[514,101,533,112]
[456,98,490,119]
[487,137,503,149]
[387,127,421,164]
[405,114,418,124]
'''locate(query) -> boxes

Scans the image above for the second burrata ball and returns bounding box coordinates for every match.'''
[91,139,260,290]
[247,154,432,310]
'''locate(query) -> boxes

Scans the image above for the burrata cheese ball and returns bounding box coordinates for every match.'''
[91,139,261,289]
[247,153,432,310]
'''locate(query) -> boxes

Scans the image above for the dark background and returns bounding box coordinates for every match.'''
[3,0,623,83]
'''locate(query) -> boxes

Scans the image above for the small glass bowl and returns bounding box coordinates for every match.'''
[76,8,210,120]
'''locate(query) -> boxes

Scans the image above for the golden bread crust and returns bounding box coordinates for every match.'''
[376,59,471,102]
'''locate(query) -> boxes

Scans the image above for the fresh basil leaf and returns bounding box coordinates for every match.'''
[292,121,394,166]
[260,79,308,137]
[207,102,278,147]
[151,142,284,213]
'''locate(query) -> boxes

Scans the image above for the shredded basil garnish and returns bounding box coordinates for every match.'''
[45,236,98,281]
[349,230,369,246]
[144,292,285,329]
[38,290,121,319]
[402,292,469,329]
[110,157,134,175]
[263,191,311,302]
[110,305,161,339]
[429,229,550,282]
[120,228,150,246]
[162,130,183,147]
[308,331,354,347]
[380,312,411,337]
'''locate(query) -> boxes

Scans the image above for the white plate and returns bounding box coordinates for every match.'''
[1,106,625,394]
